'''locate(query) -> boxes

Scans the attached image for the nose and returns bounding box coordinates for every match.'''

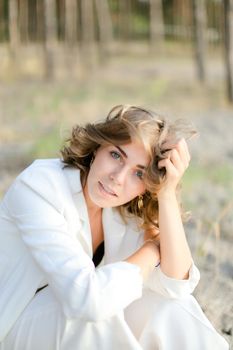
[109,167,127,185]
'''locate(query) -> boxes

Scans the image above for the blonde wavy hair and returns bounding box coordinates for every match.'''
[61,105,197,236]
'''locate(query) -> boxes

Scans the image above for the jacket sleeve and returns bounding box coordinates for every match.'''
[144,261,200,298]
[4,165,143,322]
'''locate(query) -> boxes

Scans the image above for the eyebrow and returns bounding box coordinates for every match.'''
[115,145,146,170]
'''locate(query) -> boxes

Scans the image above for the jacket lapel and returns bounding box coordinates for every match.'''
[102,207,126,263]
[103,207,145,263]
[62,166,93,257]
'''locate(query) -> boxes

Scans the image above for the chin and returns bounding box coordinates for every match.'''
[88,193,110,208]
[92,196,121,209]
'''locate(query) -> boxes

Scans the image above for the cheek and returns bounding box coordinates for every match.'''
[88,154,112,186]
[93,152,112,171]
[125,179,145,199]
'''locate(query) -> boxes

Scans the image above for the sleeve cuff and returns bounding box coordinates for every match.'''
[145,261,200,298]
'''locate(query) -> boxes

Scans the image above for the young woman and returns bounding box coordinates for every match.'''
[0,105,228,349]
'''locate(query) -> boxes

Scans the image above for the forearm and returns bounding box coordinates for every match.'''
[125,242,160,281]
[158,190,192,279]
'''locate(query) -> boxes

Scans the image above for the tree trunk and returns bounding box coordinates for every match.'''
[19,0,29,43]
[64,0,78,77]
[80,0,97,68]
[58,0,65,41]
[0,0,6,41]
[65,0,77,45]
[9,0,19,48]
[223,0,233,102]
[119,0,131,41]
[81,0,95,44]
[37,0,45,42]
[149,0,164,48]
[28,0,37,42]
[96,0,113,41]
[44,0,57,45]
[94,0,113,54]
[192,0,207,82]
[44,0,57,79]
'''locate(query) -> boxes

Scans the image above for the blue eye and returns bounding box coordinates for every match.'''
[110,151,121,160]
[135,170,144,179]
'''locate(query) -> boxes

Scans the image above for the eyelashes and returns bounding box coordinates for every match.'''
[109,150,144,180]
[110,151,121,160]
[135,170,144,179]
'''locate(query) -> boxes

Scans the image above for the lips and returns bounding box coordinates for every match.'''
[98,181,117,197]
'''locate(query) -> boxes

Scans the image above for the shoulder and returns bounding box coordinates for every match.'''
[19,158,64,179]
[10,159,77,211]
[17,158,71,186]
[18,158,64,191]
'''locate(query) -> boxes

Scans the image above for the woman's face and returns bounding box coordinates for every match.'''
[85,140,150,208]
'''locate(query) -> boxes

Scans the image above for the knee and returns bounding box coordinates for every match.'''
[148,295,202,328]
[150,297,185,323]
[147,294,217,336]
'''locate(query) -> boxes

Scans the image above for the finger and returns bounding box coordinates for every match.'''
[161,141,176,153]
[162,138,190,165]
[160,149,172,159]
[169,148,186,173]
[178,138,191,161]
[170,149,189,176]
[175,139,190,166]
[181,138,191,163]
[158,158,178,177]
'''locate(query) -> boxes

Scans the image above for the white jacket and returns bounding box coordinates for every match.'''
[0,159,200,341]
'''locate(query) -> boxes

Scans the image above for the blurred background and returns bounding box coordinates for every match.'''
[0,0,232,346]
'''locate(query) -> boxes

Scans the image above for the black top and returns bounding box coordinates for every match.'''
[92,241,105,267]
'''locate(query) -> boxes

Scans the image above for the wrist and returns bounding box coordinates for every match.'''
[126,242,159,280]
[157,188,177,201]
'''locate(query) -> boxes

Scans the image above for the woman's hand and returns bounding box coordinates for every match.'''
[155,138,192,279]
[157,138,190,198]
